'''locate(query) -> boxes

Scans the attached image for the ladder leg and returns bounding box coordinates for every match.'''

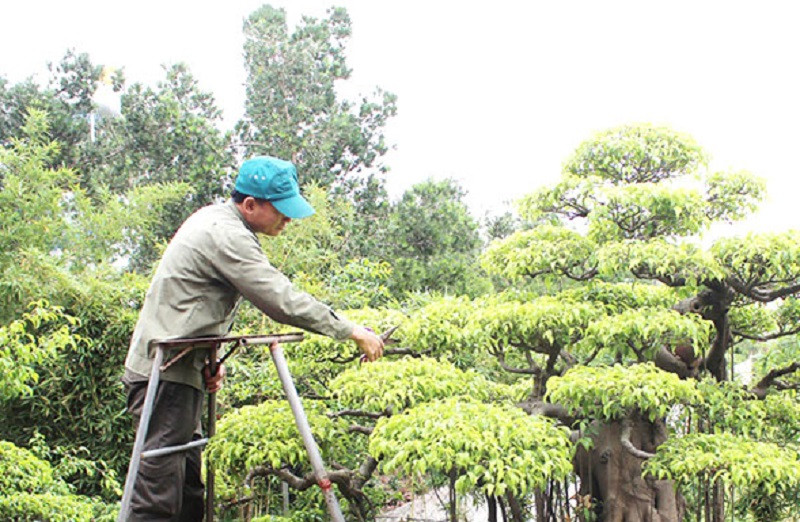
[206,345,217,522]
[269,343,346,522]
[118,347,165,522]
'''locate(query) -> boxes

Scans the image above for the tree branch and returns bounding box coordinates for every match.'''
[581,343,604,366]
[354,456,378,489]
[319,352,362,364]
[620,419,655,459]
[751,361,800,398]
[559,349,577,368]
[702,313,730,381]
[318,346,429,364]
[219,495,254,511]
[245,464,374,498]
[349,424,374,435]
[733,326,800,342]
[753,282,800,301]
[672,294,705,315]
[517,399,576,426]
[653,346,696,379]
[627,339,645,362]
[563,266,598,281]
[728,279,800,303]
[510,342,556,357]
[328,409,388,419]
[631,266,688,287]
[522,268,552,279]
[384,346,432,358]
[494,347,541,375]
[544,346,561,375]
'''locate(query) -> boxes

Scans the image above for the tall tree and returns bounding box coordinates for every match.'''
[86,63,232,200]
[386,178,490,296]
[84,63,234,270]
[237,5,396,194]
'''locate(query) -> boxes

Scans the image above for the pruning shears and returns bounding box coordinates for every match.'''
[359,326,398,363]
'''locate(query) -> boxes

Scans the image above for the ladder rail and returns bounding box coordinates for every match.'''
[117,347,165,522]
[117,333,309,522]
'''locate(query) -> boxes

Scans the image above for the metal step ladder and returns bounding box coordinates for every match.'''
[117,332,345,522]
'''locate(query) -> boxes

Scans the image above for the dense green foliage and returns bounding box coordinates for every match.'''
[207,401,347,485]
[0,304,79,400]
[547,364,702,422]
[480,122,799,519]
[0,440,116,521]
[646,433,800,520]
[0,110,176,508]
[370,399,573,497]
[646,433,800,492]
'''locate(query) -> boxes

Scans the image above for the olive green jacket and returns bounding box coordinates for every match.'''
[124,200,355,389]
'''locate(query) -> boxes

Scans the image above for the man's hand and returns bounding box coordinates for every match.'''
[203,362,226,393]
[350,325,384,362]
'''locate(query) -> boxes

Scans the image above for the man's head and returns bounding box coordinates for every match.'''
[232,156,315,236]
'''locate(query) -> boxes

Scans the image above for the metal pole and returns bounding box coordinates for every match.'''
[206,345,218,522]
[118,346,165,522]
[141,438,209,459]
[269,343,346,522]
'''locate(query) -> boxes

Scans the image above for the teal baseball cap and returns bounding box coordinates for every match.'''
[234,156,315,219]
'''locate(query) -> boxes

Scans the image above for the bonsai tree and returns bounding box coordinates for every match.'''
[207,355,559,521]
[476,123,800,520]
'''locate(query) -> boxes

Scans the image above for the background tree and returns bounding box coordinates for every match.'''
[85,63,232,199]
[483,208,520,243]
[237,5,396,191]
[385,178,492,297]
[1,52,234,272]
[0,110,187,509]
[0,50,101,171]
[84,62,234,270]
[237,4,397,266]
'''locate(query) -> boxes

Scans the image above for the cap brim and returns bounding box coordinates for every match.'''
[271,194,316,219]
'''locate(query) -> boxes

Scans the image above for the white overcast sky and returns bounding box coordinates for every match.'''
[2,0,799,234]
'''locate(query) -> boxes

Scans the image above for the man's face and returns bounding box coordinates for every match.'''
[240,198,291,236]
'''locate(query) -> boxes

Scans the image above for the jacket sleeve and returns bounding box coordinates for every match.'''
[211,224,355,341]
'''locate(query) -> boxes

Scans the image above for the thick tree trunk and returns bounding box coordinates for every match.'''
[534,490,546,521]
[487,494,497,522]
[574,417,685,521]
[680,283,735,383]
[505,492,524,522]
[711,480,724,522]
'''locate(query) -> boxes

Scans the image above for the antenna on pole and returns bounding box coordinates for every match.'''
[90,66,122,142]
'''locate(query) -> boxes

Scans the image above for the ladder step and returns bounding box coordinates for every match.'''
[141,438,209,459]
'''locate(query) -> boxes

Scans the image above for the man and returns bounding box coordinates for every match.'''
[122,156,384,521]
